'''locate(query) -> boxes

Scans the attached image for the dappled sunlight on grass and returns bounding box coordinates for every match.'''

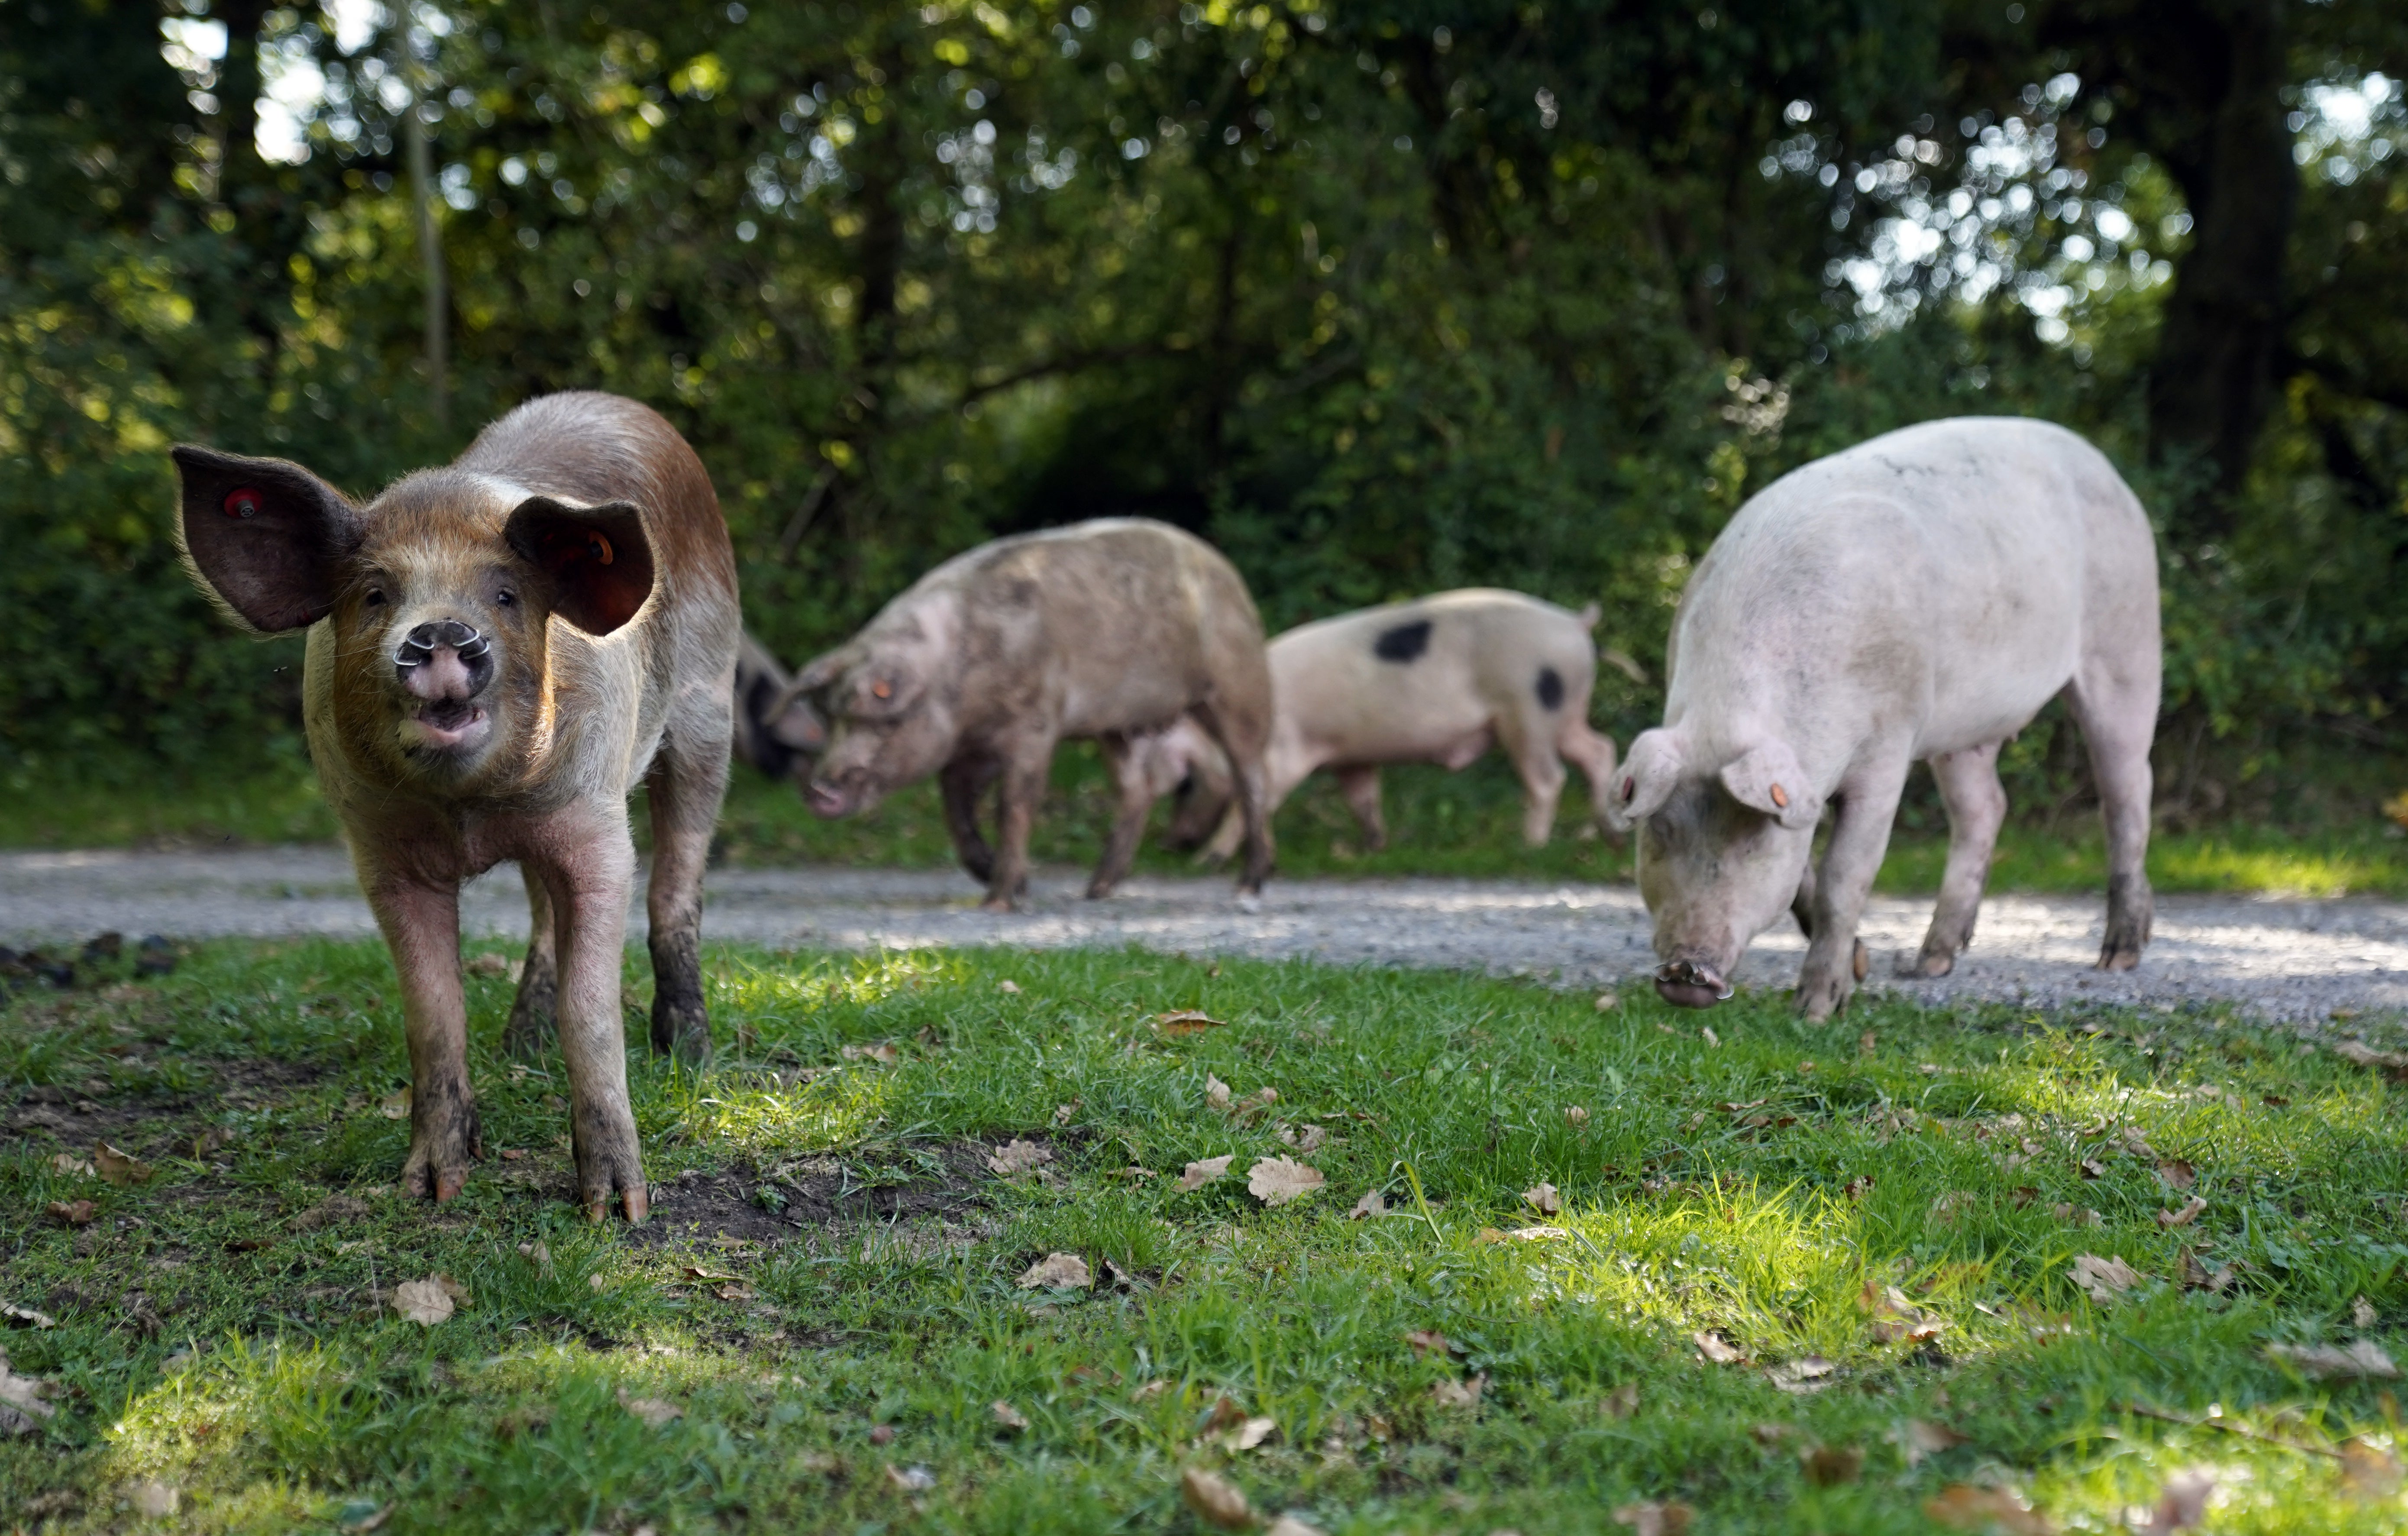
[674,1064,905,1156]
[2154,838,2401,899]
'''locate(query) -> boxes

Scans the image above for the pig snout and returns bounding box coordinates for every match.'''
[394,620,495,753]
[1654,956,1732,1009]
[803,775,856,818]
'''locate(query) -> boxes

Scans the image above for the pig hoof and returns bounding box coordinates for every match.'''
[1085,878,1119,900]
[978,895,1018,915]
[1900,948,1956,980]
[503,1013,553,1061]
[575,1148,648,1223]
[2097,944,2143,972]
[650,1002,711,1064]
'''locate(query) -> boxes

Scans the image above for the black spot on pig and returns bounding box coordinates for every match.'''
[740,670,795,779]
[1373,620,1432,663]
[1535,665,1565,710]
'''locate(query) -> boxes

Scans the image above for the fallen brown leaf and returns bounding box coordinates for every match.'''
[886,1463,936,1491]
[1896,1418,1972,1466]
[1601,1383,1639,1419]
[2355,1295,2379,1329]
[1278,1123,1327,1154]
[48,1154,93,1178]
[93,1142,153,1186]
[1476,1224,1568,1243]
[1180,1466,1253,1529]
[1693,1329,1745,1365]
[1153,1010,1225,1038]
[1923,1484,2055,1534]
[2179,1249,2236,1293]
[2156,1196,2208,1229]
[391,1277,455,1325]
[990,1399,1029,1432]
[1565,1105,1591,1127]
[619,1390,682,1428]
[1802,1443,1864,1486]
[2078,1157,2107,1180]
[1701,1026,1720,1048]
[1,1302,55,1329]
[1429,1373,1485,1409]
[0,1347,57,1437]
[840,1041,899,1064]
[1610,1501,1693,1536]
[985,1139,1052,1177]
[45,1200,94,1228]
[1179,1154,1234,1192]
[2157,1159,2197,1191]
[996,979,1021,994]
[1348,1189,1387,1219]
[1522,1181,1562,1216]
[2069,1254,2140,1305]
[1246,1156,1325,1207]
[1053,1102,1077,1126]
[1015,1252,1092,1291]
[2267,1340,2398,1379]
[1402,1329,1453,1356]
[1593,990,1620,1011]
[1204,1072,1233,1112]
[517,1241,553,1271]
[1228,1415,1277,1451]
[1264,1515,1325,1536]
[2052,1203,2102,1227]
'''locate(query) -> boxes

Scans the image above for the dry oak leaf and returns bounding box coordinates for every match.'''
[990,1399,1030,1432]
[1802,1443,1865,1487]
[618,1390,682,1428]
[840,1041,899,1064]
[1693,1329,1746,1365]
[2266,1340,2400,1379]
[1923,1484,2056,1534]
[376,1089,412,1121]
[1611,1501,1693,1536]
[46,1200,95,1228]
[2157,1196,2208,1229]
[1153,1009,1225,1038]
[93,1142,153,1186]
[2356,1295,2381,1328]
[1278,1123,1328,1154]
[1247,1156,1325,1207]
[1179,1155,1235,1192]
[1204,1072,1234,1112]
[986,1139,1053,1177]
[1768,1355,1839,1394]
[2179,1249,2236,1293]
[390,1277,454,1325]
[1348,1189,1388,1220]
[1180,1466,1254,1530]
[1565,1106,1591,1127]
[2156,1158,2197,1191]
[1016,1252,1092,1290]
[2341,1438,2405,1500]
[2069,1254,2140,1304]
[1228,1415,1278,1451]
[48,1154,93,1177]
[1,1302,55,1330]
[1522,1181,1562,1216]
[1429,1373,1486,1409]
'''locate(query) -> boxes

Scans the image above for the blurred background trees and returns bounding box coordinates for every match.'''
[3,0,2402,829]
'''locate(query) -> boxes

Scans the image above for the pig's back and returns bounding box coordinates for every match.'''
[1673,417,2148,754]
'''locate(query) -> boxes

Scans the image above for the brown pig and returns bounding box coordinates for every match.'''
[769,517,1274,908]
[172,391,739,1222]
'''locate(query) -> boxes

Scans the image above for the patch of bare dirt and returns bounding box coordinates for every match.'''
[625,1139,1006,1250]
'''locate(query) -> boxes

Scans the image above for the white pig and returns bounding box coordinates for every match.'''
[1607,416,2160,1019]
[1202,588,1622,858]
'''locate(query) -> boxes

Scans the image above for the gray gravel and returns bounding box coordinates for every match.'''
[2,845,2403,1023]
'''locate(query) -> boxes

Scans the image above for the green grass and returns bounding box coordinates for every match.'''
[7,939,2408,1532]
[6,747,2408,896]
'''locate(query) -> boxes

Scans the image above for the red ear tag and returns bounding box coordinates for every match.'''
[587,534,614,565]
[871,679,893,700]
[223,488,263,519]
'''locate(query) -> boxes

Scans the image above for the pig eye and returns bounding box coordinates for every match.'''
[364,589,387,608]
[496,588,516,607]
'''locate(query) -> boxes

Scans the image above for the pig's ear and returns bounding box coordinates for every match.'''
[1719,741,1819,830]
[1604,729,1684,831]
[790,647,850,694]
[763,682,827,754]
[171,444,363,634]
[504,497,656,636]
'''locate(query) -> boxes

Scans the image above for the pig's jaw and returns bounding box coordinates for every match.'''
[1653,953,1733,1008]
[396,697,494,761]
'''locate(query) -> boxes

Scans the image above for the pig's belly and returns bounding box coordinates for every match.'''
[1914,596,2084,757]
[1325,711,1497,770]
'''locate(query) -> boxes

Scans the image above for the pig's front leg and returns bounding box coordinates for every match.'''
[367,879,482,1202]
[981,741,1055,912]
[940,755,999,885]
[532,843,648,1222]
[1794,758,1907,1021]
[1088,734,1156,899]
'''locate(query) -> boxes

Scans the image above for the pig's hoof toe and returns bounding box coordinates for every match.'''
[1900,950,1955,980]
[2096,945,2143,972]
[1235,893,1263,915]
[978,896,1017,915]
[1085,880,1117,900]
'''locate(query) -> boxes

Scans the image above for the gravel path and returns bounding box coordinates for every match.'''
[2,845,2403,1023]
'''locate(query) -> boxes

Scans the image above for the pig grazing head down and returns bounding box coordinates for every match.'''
[1612,729,1821,1007]
[171,445,653,786]
[786,597,961,819]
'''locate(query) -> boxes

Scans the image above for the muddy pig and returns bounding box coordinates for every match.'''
[1199,589,1623,859]
[173,391,740,1221]
[1606,416,2159,1020]
[769,518,1273,907]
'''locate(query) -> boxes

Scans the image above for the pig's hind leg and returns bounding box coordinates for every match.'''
[504,863,559,1059]
[643,732,727,1065]
[2067,662,2157,970]
[1088,734,1156,898]
[1902,742,2007,979]
[1335,766,1387,851]
[1192,699,1274,896]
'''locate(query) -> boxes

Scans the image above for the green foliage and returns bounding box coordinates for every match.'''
[7,940,2408,1529]
[1,0,2403,821]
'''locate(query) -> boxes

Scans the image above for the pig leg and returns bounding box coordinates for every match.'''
[1335,765,1387,852]
[367,878,481,1203]
[1795,755,1909,1020]
[533,842,648,1222]
[2067,666,2158,970]
[1088,734,1156,899]
[643,742,724,1065]
[504,863,558,1060]
[1499,711,1568,847]
[1902,743,2007,979]
[1192,700,1274,895]
[982,740,1055,912]
[941,755,1000,885]
[1557,716,1620,836]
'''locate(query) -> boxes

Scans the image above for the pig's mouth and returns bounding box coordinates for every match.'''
[805,778,857,818]
[400,697,491,756]
[1655,956,1733,1009]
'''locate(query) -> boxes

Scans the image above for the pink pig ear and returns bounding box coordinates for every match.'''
[1719,741,1818,829]
[171,444,363,634]
[1604,729,1685,831]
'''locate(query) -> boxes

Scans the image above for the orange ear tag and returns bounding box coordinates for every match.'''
[1769,783,1790,809]
[587,534,614,565]
[871,679,893,700]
